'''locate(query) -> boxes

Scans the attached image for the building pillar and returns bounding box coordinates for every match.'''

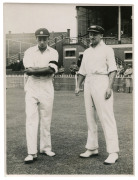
[118,6,121,44]
[67,29,70,44]
[7,39,10,66]
[76,7,78,39]
[54,37,57,49]
[67,29,70,38]
[19,42,21,60]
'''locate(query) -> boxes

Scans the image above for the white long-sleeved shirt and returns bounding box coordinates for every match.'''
[23,45,59,73]
[78,40,117,76]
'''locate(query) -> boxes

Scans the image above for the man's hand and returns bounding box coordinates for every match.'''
[75,87,80,96]
[105,88,112,99]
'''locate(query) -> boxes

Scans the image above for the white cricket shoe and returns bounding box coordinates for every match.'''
[80,149,98,158]
[24,154,37,164]
[40,150,56,157]
[104,153,118,165]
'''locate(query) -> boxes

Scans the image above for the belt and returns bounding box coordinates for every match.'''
[29,75,53,82]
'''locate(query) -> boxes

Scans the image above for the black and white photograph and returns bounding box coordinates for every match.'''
[2,0,137,177]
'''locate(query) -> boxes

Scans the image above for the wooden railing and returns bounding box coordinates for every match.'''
[63,36,132,47]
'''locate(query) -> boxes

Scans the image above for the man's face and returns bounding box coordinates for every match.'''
[36,36,49,49]
[89,32,103,46]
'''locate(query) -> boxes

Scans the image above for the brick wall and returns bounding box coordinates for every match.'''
[63,44,85,73]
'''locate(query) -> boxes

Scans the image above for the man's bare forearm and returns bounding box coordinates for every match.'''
[108,71,117,89]
[77,74,85,88]
[25,67,55,76]
[32,67,54,75]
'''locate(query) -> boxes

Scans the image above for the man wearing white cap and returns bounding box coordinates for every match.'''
[23,28,59,163]
[75,25,119,165]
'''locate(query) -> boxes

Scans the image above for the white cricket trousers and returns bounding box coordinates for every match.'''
[25,76,54,154]
[84,74,119,153]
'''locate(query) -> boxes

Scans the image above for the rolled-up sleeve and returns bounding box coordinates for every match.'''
[78,53,86,76]
[48,50,59,73]
[106,47,117,73]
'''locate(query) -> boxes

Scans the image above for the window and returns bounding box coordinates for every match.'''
[124,51,133,64]
[66,50,75,57]
[65,48,76,59]
[125,51,132,59]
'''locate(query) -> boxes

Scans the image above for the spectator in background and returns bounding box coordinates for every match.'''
[57,66,65,75]
[124,64,133,77]
[116,65,121,76]
[69,62,79,75]
[11,62,16,71]
[11,60,20,71]
[15,60,20,71]
[77,54,83,69]
[19,60,25,70]
[118,65,125,76]
[124,64,133,93]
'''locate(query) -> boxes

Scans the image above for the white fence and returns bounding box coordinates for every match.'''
[6,74,133,92]
[6,74,76,88]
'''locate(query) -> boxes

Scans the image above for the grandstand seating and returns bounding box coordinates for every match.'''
[6,33,67,69]
[6,32,133,75]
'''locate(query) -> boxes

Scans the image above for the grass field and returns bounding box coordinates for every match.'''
[6,88,133,175]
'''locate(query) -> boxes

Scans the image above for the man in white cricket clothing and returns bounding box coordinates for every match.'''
[23,28,59,163]
[75,25,119,165]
